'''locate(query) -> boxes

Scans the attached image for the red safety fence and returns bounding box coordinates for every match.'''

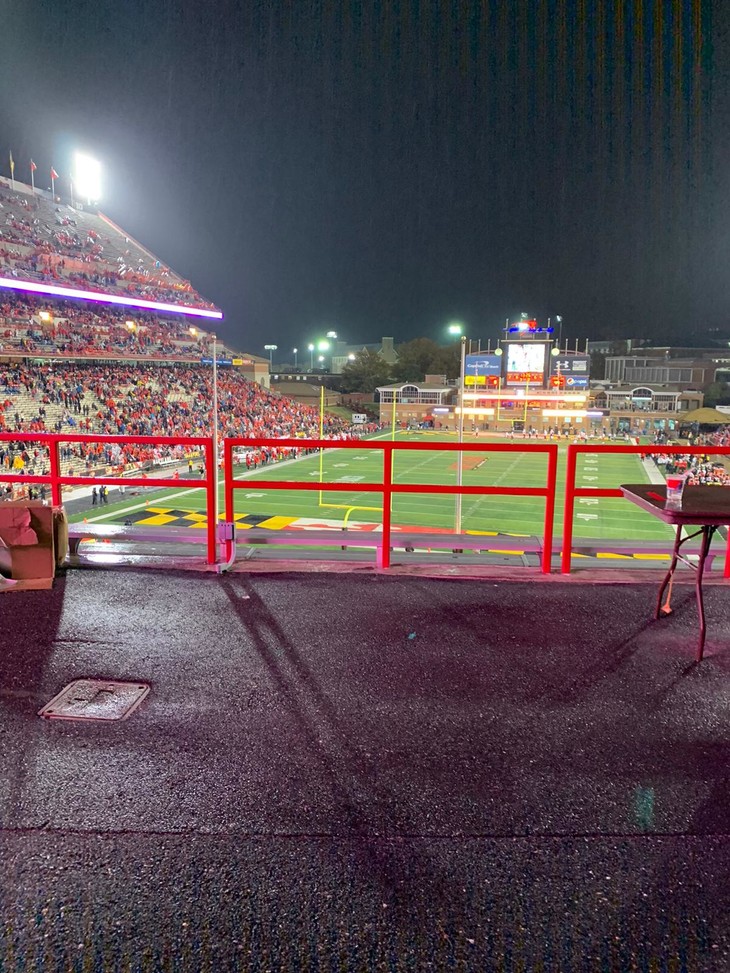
[0,432,218,564]
[14,433,725,577]
[562,443,730,575]
[223,437,559,572]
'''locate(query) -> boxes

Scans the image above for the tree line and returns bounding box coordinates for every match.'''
[338,338,462,393]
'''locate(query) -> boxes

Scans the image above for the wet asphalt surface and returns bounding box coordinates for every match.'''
[0,569,728,971]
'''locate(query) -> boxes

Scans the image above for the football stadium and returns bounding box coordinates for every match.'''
[3,172,730,573]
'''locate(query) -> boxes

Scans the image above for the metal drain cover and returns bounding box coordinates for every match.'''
[39,679,150,722]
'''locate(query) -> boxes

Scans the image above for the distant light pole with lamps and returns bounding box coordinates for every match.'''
[308,343,315,370]
[447,322,467,534]
[264,344,277,368]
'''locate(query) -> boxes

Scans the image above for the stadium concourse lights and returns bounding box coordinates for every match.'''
[74,152,101,203]
[0,278,223,320]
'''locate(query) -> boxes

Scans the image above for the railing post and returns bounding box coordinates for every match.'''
[49,435,63,507]
[380,443,393,568]
[223,437,235,564]
[542,443,558,574]
[561,444,578,574]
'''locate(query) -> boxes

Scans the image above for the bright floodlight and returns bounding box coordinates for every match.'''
[74,153,101,201]
[317,340,330,351]
[447,322,464,336]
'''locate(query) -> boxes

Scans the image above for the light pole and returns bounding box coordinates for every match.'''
[308,343,315,370]
[447,323,467,534]
[293,347,298,369]
[264,344,277,368]
[317,340,331,372]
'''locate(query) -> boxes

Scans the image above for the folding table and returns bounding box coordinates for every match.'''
[620,484,730,660]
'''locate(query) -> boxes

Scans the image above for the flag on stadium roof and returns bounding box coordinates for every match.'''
[30,159,37,172]
[9,150,14,176]
[50,167,59,180]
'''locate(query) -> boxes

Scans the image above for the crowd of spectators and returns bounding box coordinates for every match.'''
[0,358,378,492]
[0,292,211,360]
[0,186,216,310]
[649,451,730,485]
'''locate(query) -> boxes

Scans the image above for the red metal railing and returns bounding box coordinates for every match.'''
[223,438,559,572]
[0,432,218,564]
[562,443,730,575]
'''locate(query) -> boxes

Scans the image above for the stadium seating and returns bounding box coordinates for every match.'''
[0,187,379,498]
[0,185,214,309]
[0,293,208,360]
[0,355,370,486]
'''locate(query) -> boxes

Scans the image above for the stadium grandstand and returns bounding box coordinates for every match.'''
[0,179,364,494]
[0,180,217,312]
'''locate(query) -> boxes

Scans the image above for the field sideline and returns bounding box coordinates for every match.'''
[69,432,677,544]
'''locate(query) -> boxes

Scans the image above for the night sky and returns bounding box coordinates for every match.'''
[0,1,727,358]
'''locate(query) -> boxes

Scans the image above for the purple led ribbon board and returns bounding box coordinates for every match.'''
[0,276,223,320]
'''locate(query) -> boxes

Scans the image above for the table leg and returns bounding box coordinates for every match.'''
[694,525,716,662]
[656,524,682,618]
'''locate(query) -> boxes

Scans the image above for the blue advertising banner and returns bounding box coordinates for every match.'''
[551,353,590,389]
[464,353,502,387]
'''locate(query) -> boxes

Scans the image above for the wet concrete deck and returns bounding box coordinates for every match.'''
[1,568,728,971]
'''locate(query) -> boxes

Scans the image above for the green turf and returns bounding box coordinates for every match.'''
[69,432,676,545]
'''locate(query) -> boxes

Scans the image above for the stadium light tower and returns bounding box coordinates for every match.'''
[74,153,101,203]
[264,344,277,367]
[293,347,298,368]
[446,321,467,535]
[308,343,315,370]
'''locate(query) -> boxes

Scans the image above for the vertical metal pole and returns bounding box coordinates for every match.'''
[542,444,558,574]
[223,437,235,563]
[561,444,578,574]
[49,435,62,506]
[380,443,393,568]
[318,384,325,505]
[391,388,397,441]
[455,335,466,534]
[205,439,217,564]
[212,334,219,533]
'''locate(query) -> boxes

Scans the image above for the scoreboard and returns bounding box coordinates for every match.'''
[505,342,549,386]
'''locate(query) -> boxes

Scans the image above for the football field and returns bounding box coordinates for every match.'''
[71,432,676,545]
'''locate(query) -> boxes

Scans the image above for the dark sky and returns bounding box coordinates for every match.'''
[0,1,727,358]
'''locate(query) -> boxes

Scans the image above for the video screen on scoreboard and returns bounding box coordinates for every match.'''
[505,342,546,386]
